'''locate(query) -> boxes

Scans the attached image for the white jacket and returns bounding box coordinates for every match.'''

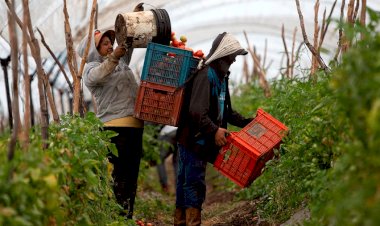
[77,30,139,123]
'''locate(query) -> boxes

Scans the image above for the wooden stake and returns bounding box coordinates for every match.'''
[311,0,320,76]
[360,0,366,40]
[63,0,79,114]
[6,0,49,147]
[74,0,97,114]
[341,0,355,53]
[7,0,20,161]
[22,0,30,149]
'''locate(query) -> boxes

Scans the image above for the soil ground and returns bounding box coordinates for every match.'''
[136,154,277,226]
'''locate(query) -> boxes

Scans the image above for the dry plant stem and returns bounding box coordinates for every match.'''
[7,2,20,161]
[5,0,49,146]
[347,0,355,24]
[295,0,329,73]
[262,39,267,70]
[321,0,337,47]
[319,9,326,51]
[44,76,60,123]
[353,0,360,21]
[253,48,259,82]
[37,28,74,93]
[25,0,49,141]
[311,0,320,75]
[281,24,290,78]
[242,56,249,83]
[290,27,297,78]
[77,2,97,85]
[360,0,366,40]
[22,0,30,149]
[243,31,271,97]
[74,0,97,114]
[342,0,355,53]
[63,0,80,113]
[334,0,346,61]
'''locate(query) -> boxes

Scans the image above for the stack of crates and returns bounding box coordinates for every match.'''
[134,42,200,126]
[214,109,288,188]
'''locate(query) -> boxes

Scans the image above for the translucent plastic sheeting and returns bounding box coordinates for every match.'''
[0,0,380,117]
[0,0,171,57]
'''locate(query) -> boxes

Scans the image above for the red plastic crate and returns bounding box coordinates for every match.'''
[134,81,184,126]
[214,109,288,188]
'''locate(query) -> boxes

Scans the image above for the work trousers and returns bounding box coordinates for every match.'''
[176,144,207,209]
[106,127,143,219]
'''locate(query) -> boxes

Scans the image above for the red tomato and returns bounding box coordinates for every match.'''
[171,40,179,47]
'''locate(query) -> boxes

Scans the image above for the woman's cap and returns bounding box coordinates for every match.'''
[94,29,115,48]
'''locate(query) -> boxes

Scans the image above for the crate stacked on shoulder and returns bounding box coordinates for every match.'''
[134,42,200,126]
[214,109,288,188]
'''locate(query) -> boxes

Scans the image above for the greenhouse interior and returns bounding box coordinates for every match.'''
[0,0,380,225]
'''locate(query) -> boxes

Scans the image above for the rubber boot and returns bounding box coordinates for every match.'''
[174,207,186,226]
[186,207,201,226]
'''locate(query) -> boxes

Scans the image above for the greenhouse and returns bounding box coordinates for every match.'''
[0,0,379,225]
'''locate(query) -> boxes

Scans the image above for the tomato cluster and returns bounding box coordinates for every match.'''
[170,32,204,58]
[135,219,153,226]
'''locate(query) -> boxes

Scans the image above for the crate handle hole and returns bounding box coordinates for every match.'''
[223,150,231,162]
[153,89,168,95]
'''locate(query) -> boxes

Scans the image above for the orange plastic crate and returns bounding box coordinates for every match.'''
[134,81,184,126]
[214,109,288,188]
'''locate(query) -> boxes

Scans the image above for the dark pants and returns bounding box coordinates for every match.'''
[176,144,207,209]
[106,127,143,219]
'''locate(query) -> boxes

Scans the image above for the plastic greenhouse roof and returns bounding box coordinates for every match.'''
[0,0,380,116]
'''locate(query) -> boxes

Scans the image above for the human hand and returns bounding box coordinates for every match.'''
[133,3,144,12]
[113,45,126,59]
[215,128,229,147]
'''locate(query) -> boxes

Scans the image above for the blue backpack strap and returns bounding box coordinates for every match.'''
[208,68,226,122]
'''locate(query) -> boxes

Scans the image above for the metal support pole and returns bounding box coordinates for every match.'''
[0,56,13,129]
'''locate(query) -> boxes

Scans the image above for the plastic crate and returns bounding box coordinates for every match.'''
[141,42,200,87]
[134,81,184,126]
[214,109,288,188]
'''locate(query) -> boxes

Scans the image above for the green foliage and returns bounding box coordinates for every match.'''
[306,16,380,226]
[234,76,347,223]
[0,113,130,225]
[232,13,380,225]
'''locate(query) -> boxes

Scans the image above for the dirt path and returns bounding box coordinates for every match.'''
[143,155,269,226]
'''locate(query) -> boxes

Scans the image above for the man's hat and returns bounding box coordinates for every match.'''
[94,29,115,48]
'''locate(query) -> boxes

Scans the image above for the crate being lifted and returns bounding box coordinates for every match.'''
[214,109,288,188]
[134,81,184,126]
[134,42,200,126]
[140,42,199,87]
